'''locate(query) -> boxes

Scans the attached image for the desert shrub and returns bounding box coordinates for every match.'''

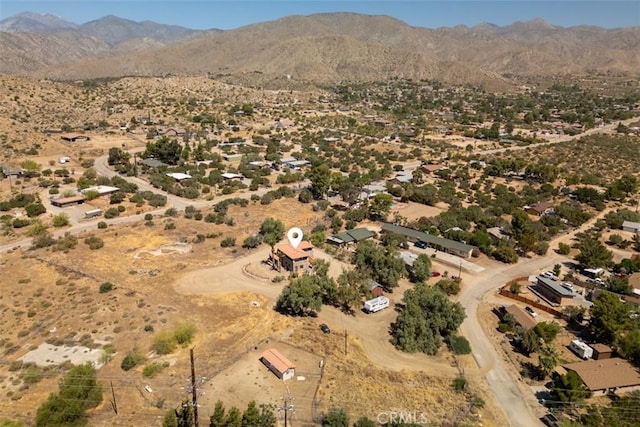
[144,213,153,221]
[142,362,165,378]
[99,282,114,293]
[31,232,54,249]
[12,218,30,228]
[97,221,107,229]
[120,350,145,371]
[452,376,467,392]
[243,235,262,248]
[220,237,236,247]
[25,203,46,217]
[173,322,196,346]
[84,236,104,250]
[103,207,119,219]
[557,242,571,255]
[51,213,69,227]
[152,331,177,355]
[448,335,472,355]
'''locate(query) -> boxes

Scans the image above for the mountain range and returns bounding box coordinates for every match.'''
[1,12,639,89]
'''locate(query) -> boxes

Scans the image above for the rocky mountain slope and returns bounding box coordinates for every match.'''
[1,12,638,88]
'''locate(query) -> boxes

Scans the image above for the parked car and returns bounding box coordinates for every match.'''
[540,413,560,427]
[431,272,441,277]
[541,271,558,281]
[414,241,428,249]
[525,306,538,317]
[320,323,330,334]
[560,282,575,293]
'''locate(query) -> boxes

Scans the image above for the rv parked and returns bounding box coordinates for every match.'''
[569,340,593,359]
[84,209,103,219]
[363,296,390,313]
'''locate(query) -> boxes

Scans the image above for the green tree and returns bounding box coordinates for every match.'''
[518,327,540,356]
[575,235,613,268]
[353,416,375,427]
[209,400,226,427]
[256,403,276,427]
[551,371,591,403]
[275,275,323,316]
[617,329,640,366]
[308,164,332,199]
[391,284,466,355]
[322,407,349,427]
[353,241,406,290]
[533,322,561,343]
[538,344,560,379]
[368,193,394,221]
[409,254,432,283]
[260,218,285,249]
[589,291,631,345]
[35,363,103,427]
[225,406,242,427]
[241,401,260,427]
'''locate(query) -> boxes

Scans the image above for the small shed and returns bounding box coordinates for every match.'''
[622,221,640,234]
[367,280,384,297]
[591,343,613,360]
[260,349,295,381]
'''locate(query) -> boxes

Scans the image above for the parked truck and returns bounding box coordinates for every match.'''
[569,340,593,359]
[84,209,103,219]
[363,296,390,313]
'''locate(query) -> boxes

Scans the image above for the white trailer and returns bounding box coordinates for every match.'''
[84,209,103,219]
[569,340,593,359]
[363,296,390,313]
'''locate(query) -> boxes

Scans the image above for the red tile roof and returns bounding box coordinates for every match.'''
[260,348,295,374]
[276,241,313,260]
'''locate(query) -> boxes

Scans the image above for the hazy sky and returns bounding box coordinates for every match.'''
[1,1,639,30]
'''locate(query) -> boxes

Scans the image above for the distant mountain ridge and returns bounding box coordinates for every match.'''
[0,12,638,89]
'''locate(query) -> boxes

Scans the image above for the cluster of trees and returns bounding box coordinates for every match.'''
[163,399,275,427]
[35,363,102,426]
[391,284,465,355]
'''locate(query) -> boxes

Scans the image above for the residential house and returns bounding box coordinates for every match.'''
[221,173,244,181]
[259,348,295,381]
[525,201,554,216]
[166,173,192,181]
[381,223,476,259]
[563,358,640,395]
[274,241,314,273]
[80,185,120,196]
[327,228,375,246]
[141,158,168,168]
[157,127,186,138]
[501,304,537,330]
[388,170,413,185]
[534,276,575,306]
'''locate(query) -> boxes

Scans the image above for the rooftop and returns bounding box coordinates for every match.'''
[260,348,295,373]
[381,223,475,254]
[504,304,537,330]
[276,241,313,260]
[563,358,640,391]
[537,276,574,297]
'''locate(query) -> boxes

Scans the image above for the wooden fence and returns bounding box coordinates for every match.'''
[499,277,563,317]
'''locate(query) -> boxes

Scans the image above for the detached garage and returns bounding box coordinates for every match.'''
[260,348,295,381]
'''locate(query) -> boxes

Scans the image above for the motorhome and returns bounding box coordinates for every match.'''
[363,296,390,313]
[569,340,593,359]
[84,209,103,219]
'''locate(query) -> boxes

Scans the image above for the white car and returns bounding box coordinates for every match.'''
[561,282,575,293]
[541,271,558,281]
[525,306,538,317]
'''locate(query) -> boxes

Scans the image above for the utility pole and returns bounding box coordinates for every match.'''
[279,386,295,427]
[190,348,199,427]
[344,329,348,355]
[110,380,118,415]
